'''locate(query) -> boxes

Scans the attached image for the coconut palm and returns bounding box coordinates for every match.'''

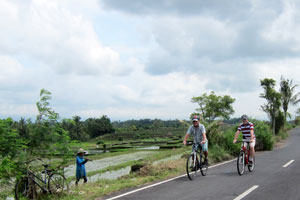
[280,76,300,121]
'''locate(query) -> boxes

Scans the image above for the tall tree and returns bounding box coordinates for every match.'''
[191,91,235,122]
[280,76,300,121]
[260,78,282,134]
[84,115,114,138]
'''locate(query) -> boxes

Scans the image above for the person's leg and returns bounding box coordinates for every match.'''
[202,141,208,165]
[83,176,87,183]
[249,141,256,161]
[75,178,80,186]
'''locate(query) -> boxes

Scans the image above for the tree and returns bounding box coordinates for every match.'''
[0,118,24,182]
[191,91,235,122]
[260,78,282,134]
[62,116,89,141]
[84,115,114,138]
[280,76,300,122]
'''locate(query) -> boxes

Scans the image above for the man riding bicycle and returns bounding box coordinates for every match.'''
[233,114,256,163]
[183,115,208,165]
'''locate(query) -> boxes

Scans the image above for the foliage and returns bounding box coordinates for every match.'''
[209,145,232,163]
[260,78,282,134]
[222,127,241,155]
[62,116,89,141]
[191,91,235,121]
[295,116,300,126]
[18,89,72,167]
[0,118,24,158]
[84,115,115,138]
[0,118,24,181]
[280,76,300,121]
[252,120,274,151]
[112,119,183,131]
[274,110,285,135]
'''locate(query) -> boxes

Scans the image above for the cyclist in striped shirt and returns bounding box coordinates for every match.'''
[233,115,256,163]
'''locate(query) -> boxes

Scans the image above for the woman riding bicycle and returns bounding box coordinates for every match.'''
[183,115,209,165]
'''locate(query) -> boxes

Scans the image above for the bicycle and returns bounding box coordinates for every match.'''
[236,139,255,176]
[15,158,69,199]
[186,142,208,180]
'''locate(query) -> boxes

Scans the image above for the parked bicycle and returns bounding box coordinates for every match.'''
[15,158,69,199]
[236,140,255,175]
[186,142,208,180]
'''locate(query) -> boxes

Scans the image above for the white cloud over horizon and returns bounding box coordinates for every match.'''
[1,0,300,122]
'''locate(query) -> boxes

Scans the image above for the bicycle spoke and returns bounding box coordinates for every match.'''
[48,173,68,194]
[200,154,208,176]
[186,154,197,180]
[248,157,255,172]
[237,152,245,175]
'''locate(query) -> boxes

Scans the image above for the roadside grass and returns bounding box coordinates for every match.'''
[50,159,187,200]
[50,145,233,200]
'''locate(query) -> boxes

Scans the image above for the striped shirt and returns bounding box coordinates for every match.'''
[238,122,256,140]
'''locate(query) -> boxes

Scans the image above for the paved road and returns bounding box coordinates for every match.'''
[104,128,300,200]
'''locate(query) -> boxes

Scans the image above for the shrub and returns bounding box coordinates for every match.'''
[222,128,241,155]
[209,145,231,162]
[253,120,274,151]
[295,116,300,126]
[96,140,104,144]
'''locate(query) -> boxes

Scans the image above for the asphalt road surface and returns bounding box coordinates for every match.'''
[104,128,300,200]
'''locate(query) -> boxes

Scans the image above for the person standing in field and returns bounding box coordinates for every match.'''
[75,148,90,186]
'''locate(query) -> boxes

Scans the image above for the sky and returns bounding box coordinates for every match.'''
[1,0,300,122]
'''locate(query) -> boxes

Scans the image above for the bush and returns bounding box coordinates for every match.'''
[96,140,104,144]
[222,128,241,155]
[209,145,231,163]
[295,117,300,126]
[253,120,274,151]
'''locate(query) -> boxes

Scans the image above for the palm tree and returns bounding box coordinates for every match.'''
[280,76,300,121]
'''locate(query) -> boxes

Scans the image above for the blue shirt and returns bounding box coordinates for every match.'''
[76,156,87,178]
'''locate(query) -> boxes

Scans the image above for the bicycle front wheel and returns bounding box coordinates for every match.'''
[237,151,245,175]
[15,177,34,200]
[48,173,68,195]
[248,157,255,172]
[200,153,208,176]
[186,153,198,180]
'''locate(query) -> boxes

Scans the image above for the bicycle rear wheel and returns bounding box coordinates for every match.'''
[237,151,245,175]
[48,173,68,195]
[186,153,198,180]
[200,153,208,176]
[15,177,35,200]
[248,157,255,172]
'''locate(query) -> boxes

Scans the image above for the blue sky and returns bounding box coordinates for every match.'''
[1,0,300,121]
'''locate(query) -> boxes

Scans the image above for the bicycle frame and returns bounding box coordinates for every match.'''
[241,143,251,165]
[26,169,49,193]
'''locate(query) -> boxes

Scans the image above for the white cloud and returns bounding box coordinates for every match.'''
[0,0,122,76]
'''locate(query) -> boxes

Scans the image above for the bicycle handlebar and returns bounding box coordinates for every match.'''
[236,139,253,143]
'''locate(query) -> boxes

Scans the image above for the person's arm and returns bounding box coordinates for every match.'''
[183,133,189,145]
[77,156,88,165]
[250,129,254,142]
[233,130,240,143]
[201,132,207,144]
[200,125,207,144]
